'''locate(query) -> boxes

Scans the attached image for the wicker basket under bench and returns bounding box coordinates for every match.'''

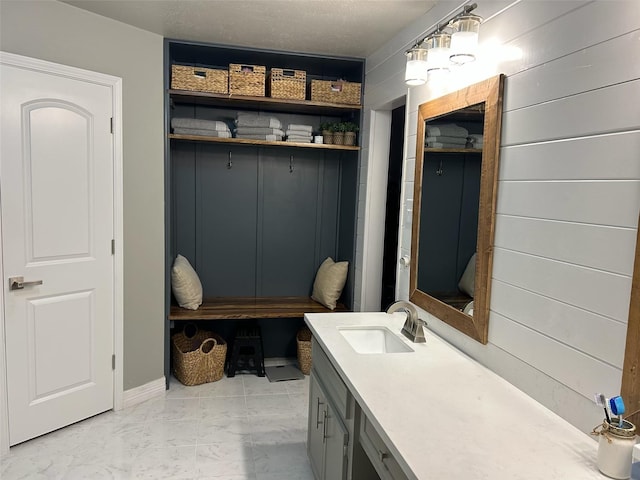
[169,296,347,321]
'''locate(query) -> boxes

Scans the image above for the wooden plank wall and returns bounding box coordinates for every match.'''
[492,0,640,427]
[363,0,640,432]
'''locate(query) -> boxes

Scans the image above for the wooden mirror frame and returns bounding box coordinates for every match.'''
[410,75,504,344]
[622,218,639,427]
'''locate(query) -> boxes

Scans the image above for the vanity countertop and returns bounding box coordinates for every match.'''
[305,312,606,480]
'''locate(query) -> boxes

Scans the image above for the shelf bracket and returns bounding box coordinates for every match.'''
[290,155,294,173]
[228,151,233,169]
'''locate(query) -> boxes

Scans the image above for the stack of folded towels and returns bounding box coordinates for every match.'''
[285,123,313,143]
[425,123,469,148]
[171,117,232,138]
[467,133,484,149]
[235,113,284,141]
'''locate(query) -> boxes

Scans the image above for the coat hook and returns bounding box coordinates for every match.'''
[227,151,232,169]
[436,158,443,176]
[289,155,294,173]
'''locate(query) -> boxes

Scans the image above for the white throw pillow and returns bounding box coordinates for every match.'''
[171,254,203,310]
[458,253,476,298]
[311,257,348,310]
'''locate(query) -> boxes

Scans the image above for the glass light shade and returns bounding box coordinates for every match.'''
[405,47,428,86]
[424,33,451,72]
[449,15,482,64]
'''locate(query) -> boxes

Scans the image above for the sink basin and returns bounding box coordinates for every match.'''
[338,326,414,354]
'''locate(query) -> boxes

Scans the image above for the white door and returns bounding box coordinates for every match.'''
[1,56,115,445]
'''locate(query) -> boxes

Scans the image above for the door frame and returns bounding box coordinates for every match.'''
[0,52,124,455]
[359,96,406,312]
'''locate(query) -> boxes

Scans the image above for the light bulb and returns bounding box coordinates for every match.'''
[449,15,482,65]
[405,46,428,86]
[425,33,451,72]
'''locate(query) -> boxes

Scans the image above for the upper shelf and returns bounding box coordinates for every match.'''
[169,134,360,151]
[169,90,362,115]
[424,148,483,153]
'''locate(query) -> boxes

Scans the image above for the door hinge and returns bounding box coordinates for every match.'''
[112,354,116,370]
[110,117,113,134]
[111,239,115,255]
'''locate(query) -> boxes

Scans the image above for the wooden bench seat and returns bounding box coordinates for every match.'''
[169,296,348,321]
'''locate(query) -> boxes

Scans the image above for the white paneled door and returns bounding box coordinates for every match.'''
[1,55,116,446]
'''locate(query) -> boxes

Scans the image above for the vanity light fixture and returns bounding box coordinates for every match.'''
[449,14,482,64]
[424,33,451,73]
[404,3,482,86]
[405,44,428,86]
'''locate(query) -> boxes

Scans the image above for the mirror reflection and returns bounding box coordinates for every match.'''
[419,105,484,314]
[410,75,504,344]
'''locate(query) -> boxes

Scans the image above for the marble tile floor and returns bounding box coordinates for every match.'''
[1,373,313,480]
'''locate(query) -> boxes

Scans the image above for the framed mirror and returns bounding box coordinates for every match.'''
[410,75,504,344]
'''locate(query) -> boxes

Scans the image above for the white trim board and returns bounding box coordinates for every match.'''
[0,51,124,454]
[122,377,166,409]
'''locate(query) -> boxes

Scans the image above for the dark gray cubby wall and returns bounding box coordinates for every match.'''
[164,39,364,376]
[418,151,481,294]
[171,140,358,298]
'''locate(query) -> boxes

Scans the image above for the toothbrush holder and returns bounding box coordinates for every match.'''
[593,418,637,479]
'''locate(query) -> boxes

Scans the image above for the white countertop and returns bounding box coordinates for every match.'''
[305,312,606,480]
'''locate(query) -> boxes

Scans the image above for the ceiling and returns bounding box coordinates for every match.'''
[62,0,437,58]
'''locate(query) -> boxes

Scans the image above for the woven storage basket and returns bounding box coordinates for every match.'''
[310,80,361,105]
[172,324,227,386]
[171,65,228,94]
[268,68,306,100]
[344,131,357,146]
[229,64,266,97]
[297,327,313,375]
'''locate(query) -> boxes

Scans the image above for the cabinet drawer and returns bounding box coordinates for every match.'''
[312,338,350,419]
[359,413,408,480]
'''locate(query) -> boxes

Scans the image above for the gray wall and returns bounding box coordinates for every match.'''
[0,0,165,390]
[361,0,640,433]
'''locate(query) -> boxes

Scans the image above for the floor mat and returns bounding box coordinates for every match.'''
[265,364,304,382]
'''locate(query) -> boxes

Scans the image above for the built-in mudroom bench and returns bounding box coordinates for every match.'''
[163,39,364,382]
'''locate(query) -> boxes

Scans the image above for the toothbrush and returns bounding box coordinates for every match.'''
[609,396,626,427]
[595,393,611,424]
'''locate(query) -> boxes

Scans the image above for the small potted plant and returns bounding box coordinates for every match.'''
[332,122,346,145]
[319,122,334,145]
[343,122,359,146]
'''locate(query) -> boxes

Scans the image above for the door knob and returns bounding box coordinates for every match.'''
[9,276,43,290]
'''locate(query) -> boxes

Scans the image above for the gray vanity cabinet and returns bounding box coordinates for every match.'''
[308,374,326,478]
[308,337,409,480]
[358,412,408,480]
[308,338,352,480]
[308,374,349,480]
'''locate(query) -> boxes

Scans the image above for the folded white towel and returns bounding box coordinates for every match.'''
[467,134,484,143]
[426,123,468,138]
[236,127,285,136]
[427,142,469,149]
[173,128,232,138]
[426,136,468,146]
[286,129,313,138]
[286,135,313,142]
[236,133,283,141]
[171,118,231,132]
[287,124,313,133]
[236,113,282,129]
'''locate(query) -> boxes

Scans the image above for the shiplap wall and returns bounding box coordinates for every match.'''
[359,0,640,433]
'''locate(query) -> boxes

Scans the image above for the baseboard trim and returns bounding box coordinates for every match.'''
[122,377,166,409]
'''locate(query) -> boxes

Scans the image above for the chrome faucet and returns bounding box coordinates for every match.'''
[386,300,426,343]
